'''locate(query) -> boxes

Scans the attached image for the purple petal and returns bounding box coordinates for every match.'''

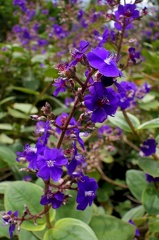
[91,107,107,123]
[37,166,50,180]
[50,166,63,181]
[99,63,121,77]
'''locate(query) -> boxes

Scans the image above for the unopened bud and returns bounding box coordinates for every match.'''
[30,115,39,121]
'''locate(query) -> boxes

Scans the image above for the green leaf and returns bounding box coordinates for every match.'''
[4,181,53,231]
[8,107,29,119]
[138,157,159,177]
[13,103,38,114]
[0,145,16,166]
[55,191,93,224]
[0,124,13,130]
[18,229,39,240]
[109,111,140,132]
[0,96,15,106]
[142,185,159,215]
[122,205,145,222]
[43,218,98,240]
[137,118,159,130]
[0,112,8,119]
[9,86,39,95]
[126,170,148,201]
[31,54,48,63]
[44,68,58,78]
[89,215,135,240]
[149,221,159,234]
[0,181,12,194]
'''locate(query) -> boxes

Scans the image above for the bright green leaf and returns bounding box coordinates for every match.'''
[0,124,13,130]
[138,118,159,130]
[0,181,12,194]
[8,107,29,119]
[142,186,159,215]
[126,170,148,201]
[13,103,38,114]
[0,145,16,166]
[122,205,145,222]
[18,229,39,240]
[109,111,140,132]
[44,218,98,240]
[138,157,159,177]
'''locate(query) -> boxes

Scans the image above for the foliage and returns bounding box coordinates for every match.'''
[1,1,159,240]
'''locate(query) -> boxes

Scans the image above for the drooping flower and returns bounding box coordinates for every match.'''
[128,219,140,237]
[53,78,67,96]
[145,173,159,183]
[84,82,119,123]
[40,191,65,209]
[69,40,89,67]
[98,27,109,47]
[2,210,18,239]
[135,82,150,99]
[115,81,137,110]
[87,47,122,77]
[67,142,85,175]
[128,47,140,64]
[76,175,98,210]
[37,147,67,181]
[140,138,156,157]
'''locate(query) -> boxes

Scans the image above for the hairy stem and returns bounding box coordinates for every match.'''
[56,69,96,149]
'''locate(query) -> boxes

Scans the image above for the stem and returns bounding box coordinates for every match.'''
[44,180,52,229]
[97,166,128,189]
[56,69,96,149]
[122,110,140,137]
[122,110,159,161]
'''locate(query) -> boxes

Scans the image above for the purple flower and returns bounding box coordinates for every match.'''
[37,39,49,47]
[140,139,156,156]
[67,142,85,175]
[65,97,74,107]
[98,125,112,135]
[135,82,150,99]
[40,191,65,209]
[128,219,140,237]
[77,9,84,20]
[13,0,27,11]
[23,175,32,181]
[145,173,159,183]
[115,81,137,110]
[2,210,18,239]
[53,78,67,96]
[128,47,140,63]
[42,9,49,15]
[84,82,119,123]
[16,140,45,170]
[98,27,109,47]
[69,40,89,67]
[76,176,98,210]
[114,4,139,30]
[87,47,122,77]
[37,147,67,181]
[55,113,76,135]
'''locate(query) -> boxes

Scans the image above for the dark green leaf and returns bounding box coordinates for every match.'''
[89,215,135,240]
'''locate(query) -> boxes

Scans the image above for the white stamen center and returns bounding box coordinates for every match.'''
[85,191,94,197]
[46,160,55,167]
